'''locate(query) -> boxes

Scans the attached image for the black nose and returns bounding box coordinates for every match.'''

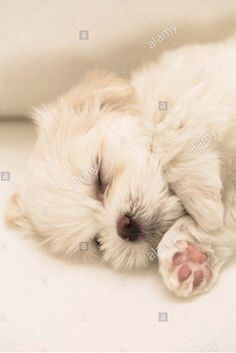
[117,215,141,241]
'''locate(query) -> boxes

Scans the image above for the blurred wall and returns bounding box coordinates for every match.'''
[0,0,236,119]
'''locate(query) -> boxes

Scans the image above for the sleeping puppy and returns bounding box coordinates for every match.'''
[5,35,236,298]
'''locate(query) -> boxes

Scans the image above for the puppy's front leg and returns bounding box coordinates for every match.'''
[158,216,235,298]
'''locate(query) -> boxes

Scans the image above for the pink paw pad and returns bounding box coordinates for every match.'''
[178,264,192,282]
[187,244,207,263]
[172,243,212,288]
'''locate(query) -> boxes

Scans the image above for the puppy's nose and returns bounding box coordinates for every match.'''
[117,215,141,241]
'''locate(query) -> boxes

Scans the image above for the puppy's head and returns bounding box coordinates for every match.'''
[5,71,184,269]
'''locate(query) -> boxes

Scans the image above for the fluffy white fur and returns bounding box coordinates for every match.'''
[5,35,236,298]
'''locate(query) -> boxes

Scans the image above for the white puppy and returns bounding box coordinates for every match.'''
[6,35,236,298]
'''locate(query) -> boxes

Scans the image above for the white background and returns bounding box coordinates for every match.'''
[0,0,236,118]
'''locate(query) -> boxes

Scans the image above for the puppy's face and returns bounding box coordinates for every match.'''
[6,72,184,270]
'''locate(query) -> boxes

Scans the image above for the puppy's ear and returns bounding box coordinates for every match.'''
[5,193,33,233]
[66,70,136,112]
[167,150,224,232]
[32,71,136,132]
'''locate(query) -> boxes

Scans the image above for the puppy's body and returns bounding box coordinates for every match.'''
[132,37,236,232]
[131,37,236,296]
[6,36,236,297]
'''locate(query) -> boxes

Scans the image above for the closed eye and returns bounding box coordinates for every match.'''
[97,169,103,189]
[97,164,107,195]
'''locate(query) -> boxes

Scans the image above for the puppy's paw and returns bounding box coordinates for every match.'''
[158,226,222,298]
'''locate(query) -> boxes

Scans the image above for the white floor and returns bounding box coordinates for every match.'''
[0,121,236,351]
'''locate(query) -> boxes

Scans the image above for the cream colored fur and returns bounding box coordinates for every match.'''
[5,35,236,297]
